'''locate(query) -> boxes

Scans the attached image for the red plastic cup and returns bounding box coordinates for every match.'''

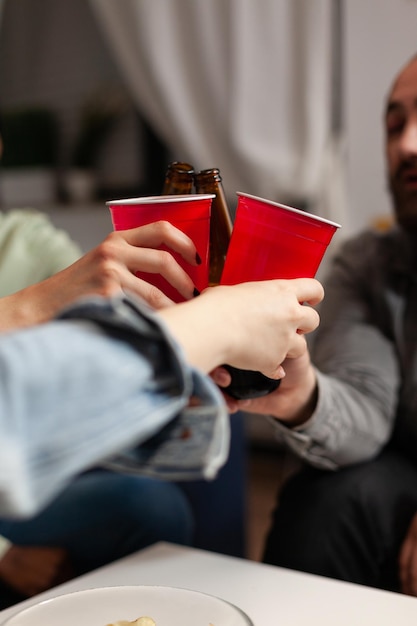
[107,194,214,303]
[220,192,340,400]
[221,192,340,285]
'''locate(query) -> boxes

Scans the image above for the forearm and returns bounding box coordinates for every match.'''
[0,279,65,331]
[270,368,396,469]
[158,293,231,373]
[0,290,41,331]
[268,234,400,469]
[0,296,225,517]
[268,357,318,428]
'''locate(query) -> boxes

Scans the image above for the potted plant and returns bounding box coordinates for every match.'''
[66,89,126,203]
[0,107,59,206]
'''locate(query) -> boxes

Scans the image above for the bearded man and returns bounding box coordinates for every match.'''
[218,53,417,596]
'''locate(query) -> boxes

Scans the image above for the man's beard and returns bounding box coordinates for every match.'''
[389,163,417,233]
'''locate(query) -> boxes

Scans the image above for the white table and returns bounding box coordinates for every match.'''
[0,541,416,625]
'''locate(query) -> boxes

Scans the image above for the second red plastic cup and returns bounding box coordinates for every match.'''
[219,192,340,400]
[221,192,340,285]
[107,194,214,303]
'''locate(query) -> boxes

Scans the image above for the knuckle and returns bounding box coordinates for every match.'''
[96,265,121,291]
[152,220,172,237]
[91,236,119,264]
[156,249,176,271]
[291,301,304,324]
[144,283,169,308]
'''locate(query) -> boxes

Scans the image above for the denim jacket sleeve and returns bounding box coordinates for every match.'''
[0,294,229,518]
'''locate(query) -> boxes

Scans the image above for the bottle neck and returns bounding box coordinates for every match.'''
[194,168,222,192]
[195,168,232,285]
[162,162,195,195]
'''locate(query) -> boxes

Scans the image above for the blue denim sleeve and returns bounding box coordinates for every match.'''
[0,294,229,518]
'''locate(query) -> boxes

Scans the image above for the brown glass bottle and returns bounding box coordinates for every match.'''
[194,169,279,400]
[194,167,232,285]
[161,161,195,195]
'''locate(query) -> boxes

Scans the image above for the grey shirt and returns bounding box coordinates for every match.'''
[271,226,417,470]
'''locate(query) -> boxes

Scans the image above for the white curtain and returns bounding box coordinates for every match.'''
[89,0,345,220]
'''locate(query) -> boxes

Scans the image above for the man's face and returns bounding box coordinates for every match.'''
[386,57,417,232]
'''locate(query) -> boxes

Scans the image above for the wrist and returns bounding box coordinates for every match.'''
[159,293,229,373]
[273,363,318,427]
[286,378,318,427]
[0,285,50,331]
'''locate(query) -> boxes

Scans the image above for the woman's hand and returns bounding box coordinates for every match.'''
[0,221,200,330]
[159,277,323,376]
[213,350,318,427]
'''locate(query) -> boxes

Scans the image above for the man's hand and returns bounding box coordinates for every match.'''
[399,512,417,595]
[0,545,73,597]
[212,350,318,428]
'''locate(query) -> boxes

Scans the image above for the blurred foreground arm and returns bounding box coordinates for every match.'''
[0,278,322,518]
[161,278,323,376]
[0,221,200,331]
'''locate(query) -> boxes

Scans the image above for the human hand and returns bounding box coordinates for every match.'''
[399,511,417,595]
[0,545,73,597]
[0,221,201,330]
[212,349,318,426]
[160,277,323,376]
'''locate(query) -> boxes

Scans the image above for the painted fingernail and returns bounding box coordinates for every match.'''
[193,287,200,297]
[195,253,202,265]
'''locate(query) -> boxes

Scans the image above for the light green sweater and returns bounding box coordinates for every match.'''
[0,208,82,555]
[0,209,82,296]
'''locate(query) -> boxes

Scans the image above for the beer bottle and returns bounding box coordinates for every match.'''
[194,167,232,285]
[194,169,280,400]
[161,161,195,195]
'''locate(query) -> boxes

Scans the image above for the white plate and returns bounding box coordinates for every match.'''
[2,585,253,626]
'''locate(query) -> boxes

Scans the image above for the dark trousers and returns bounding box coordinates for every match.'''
[0,470,194,609]
[262,449,417,592]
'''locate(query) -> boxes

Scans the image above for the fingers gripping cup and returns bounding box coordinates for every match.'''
[220,192,341,400]
[107,195,214,303]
